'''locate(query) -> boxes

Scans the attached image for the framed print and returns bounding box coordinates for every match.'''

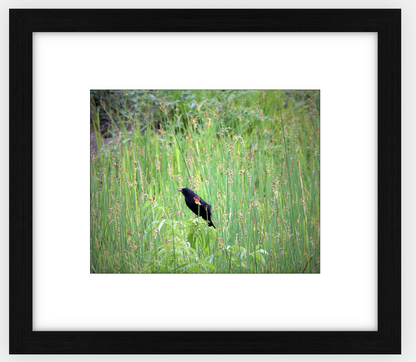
[9,9,401,354]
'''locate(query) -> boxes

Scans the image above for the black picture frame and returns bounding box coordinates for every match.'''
[9,9,401,354]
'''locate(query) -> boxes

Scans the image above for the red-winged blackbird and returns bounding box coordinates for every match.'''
[178,188,216,228]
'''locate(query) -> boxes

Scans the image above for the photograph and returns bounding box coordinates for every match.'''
[90,90,320,273]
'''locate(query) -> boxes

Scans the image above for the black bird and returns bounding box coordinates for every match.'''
[178,188,216,228]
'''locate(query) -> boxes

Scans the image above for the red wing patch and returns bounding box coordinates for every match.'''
[193,197,202,205]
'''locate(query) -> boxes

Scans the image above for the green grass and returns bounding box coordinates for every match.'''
[90,90,320,273]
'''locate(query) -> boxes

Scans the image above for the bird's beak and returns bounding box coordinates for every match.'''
[178,189,183,193]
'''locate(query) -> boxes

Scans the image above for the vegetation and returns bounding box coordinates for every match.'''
[90,90,320,273]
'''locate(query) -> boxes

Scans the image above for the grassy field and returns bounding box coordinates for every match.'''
[90,90,320,273]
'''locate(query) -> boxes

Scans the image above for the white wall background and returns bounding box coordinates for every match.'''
[0,0,411,361]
